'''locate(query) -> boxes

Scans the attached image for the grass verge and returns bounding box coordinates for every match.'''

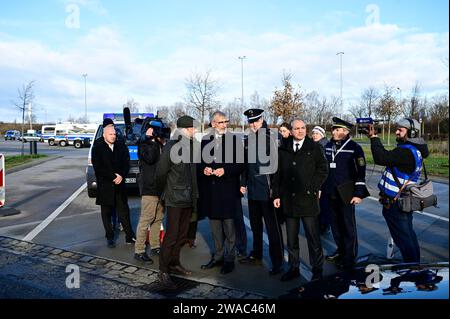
[4,154,48,170]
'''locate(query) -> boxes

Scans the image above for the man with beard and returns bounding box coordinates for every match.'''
[199,111,244,274]
[367,118,429,263]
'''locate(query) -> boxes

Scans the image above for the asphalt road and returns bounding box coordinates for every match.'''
[0,140,448,298]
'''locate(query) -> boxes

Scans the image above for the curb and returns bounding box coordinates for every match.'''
[0,235,269,299]
[5,155,63,175]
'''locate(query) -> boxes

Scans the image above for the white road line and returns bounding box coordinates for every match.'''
[367,196,448,222]
[242,215,312,280]
[22,182,87,242]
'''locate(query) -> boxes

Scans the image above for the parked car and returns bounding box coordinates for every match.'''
[279,255,449,299]
[4,130,21,141]
[21,132,42,143]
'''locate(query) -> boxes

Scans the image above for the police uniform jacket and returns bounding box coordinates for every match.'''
[322,136,370,201]
[197,131,244,220]
[240,126,278,201]
[92,137,130,206]
[272,136,329,217]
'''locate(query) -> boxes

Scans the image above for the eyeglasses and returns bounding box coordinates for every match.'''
[215,120,229,124]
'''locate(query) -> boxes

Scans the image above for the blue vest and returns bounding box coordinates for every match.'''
[378,144,423,198]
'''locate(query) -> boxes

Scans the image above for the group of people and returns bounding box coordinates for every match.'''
[91,108,429,290]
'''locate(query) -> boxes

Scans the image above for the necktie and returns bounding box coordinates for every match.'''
[295,143,300,152]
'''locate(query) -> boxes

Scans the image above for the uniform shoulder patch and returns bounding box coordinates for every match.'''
[357,157,366,167]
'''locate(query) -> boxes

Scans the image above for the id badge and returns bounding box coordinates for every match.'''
[330,162,337,169]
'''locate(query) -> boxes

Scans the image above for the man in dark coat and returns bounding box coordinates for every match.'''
[273,119,329,282]
[155,115,199,289]
[239,108,284,276]
[198,111,244,274]
[91,122,135,248]
[322,117,370,272]
[134,120,164,263]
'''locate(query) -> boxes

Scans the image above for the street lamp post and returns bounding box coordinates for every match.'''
[238,56,246,108]
[336,52,344,117]
[82,73,88,120]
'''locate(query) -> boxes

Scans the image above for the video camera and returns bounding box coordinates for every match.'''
[141,116,171,140]
[356,117,382,135]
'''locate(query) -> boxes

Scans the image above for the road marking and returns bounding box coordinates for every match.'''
[367,196,448,222]
[23,183,87,242]
[242,215,312,280]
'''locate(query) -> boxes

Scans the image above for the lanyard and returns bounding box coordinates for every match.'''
[331,138,351,163]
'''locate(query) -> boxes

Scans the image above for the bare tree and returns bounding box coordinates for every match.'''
[167,102,193,125]
[13,80,35,156]
[222,98,243,127]
[302,91,336,127]
[376,86,403,145]
[184,70,220,132]
[123,98,139,113]
[402,82,422,118]
[360,87,379,118]
[269,72,304,123]
[428,94,449,136]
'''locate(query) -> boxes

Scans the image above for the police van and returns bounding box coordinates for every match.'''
[47,123,97,148]
[86,111,162,198]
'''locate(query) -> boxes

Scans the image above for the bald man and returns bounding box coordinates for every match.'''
[92,125,136,248]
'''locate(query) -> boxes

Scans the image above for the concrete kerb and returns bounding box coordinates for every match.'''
[0,235,269,299]
[5,155,63,175]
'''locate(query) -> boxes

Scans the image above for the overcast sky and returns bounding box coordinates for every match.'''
[0,0,448,124]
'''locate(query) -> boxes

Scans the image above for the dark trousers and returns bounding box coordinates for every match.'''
[159,207,192,273]
[319,195,331,229]
[329,196,358,269]
[210,218,236,262]
[248,199,284,268]
[187,221,197,240]
[100,190,134,241]
[285,216,324,272]
[234,199,248,255]
[383,201,420,263]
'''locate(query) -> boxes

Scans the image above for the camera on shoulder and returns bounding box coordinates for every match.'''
[356,117,382,135]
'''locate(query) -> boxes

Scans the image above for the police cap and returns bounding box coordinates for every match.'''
[244,108,264,123]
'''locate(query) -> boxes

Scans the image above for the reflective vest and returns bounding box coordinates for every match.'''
[378,144,423,198]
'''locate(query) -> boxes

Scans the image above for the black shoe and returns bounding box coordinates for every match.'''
[107,239,116,248]
[238,253,262,266]
[126,237,136,245]
[325,251,341,262]
[134,252,153,264]
[157,272,176,290]
[201,258,224,269]
[320,225,331,235]
[151,247,161,255]
[220,261,235,274]
[281,267,300,282]
[269,266,283,276]
[311,269,323,281]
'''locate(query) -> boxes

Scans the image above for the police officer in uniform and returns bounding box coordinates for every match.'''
[239,109,284,275]
[322,117,370,271]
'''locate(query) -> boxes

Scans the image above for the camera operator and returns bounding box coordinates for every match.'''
[367,118,429,263]
[134,120,165,263]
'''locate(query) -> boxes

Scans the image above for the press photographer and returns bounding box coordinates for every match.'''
[366,118,430,263]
